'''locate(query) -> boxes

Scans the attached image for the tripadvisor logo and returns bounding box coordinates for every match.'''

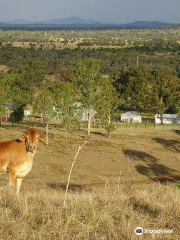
[135,227,143,235]
[135,227,173,235]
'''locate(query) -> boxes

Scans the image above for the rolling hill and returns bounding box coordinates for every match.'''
[1,17,101,25]
[0,17,171,28]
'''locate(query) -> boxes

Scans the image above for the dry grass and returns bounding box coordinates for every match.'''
[0,124,179,187]
[0,123,179,239]
[0,64,9,73]
[0,184,179,239]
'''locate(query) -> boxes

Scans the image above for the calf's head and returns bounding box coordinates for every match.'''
[19,128,45,152]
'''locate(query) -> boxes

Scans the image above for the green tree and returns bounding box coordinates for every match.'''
[151,68,180,124]
[0,77,7,124]
[33,90,54,145]
[1,73,34,118]
[1,72,35,127]
[50,81,79,145]
[9,106,24,126]
[114,66,153,113]
[96,79,122,138]
[71,59,103,136]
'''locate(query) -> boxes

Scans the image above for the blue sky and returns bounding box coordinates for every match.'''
[1,0,180,23]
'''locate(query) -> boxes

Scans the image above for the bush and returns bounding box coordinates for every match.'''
[105,123,117,138]
[175,182,180,189]
[9,106,24,124]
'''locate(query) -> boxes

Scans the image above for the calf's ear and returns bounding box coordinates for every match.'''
[19,135,26,141]
[39,133,46,140]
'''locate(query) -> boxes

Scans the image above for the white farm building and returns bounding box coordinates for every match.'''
[120,112,142,123]
[24,110,31,116]
[155,114,180,124]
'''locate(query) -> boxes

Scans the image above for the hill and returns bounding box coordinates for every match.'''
[1,17,101,25]
[0,18,172,29]
[0,123,179,239]
[121,21,171,27]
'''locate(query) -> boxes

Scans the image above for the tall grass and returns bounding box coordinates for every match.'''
[0,183,179,239]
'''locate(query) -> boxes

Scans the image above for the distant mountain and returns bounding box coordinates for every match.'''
[121,21,171,27]
[2,19,36,25]
[1,17,101,25]
[0,22,8,26]
[45,17,101,25]
[0,18,173,29]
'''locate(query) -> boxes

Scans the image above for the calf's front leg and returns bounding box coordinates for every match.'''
[9,171,16,188]
[16,178,23,194]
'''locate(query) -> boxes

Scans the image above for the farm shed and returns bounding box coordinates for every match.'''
[120,112,142,123]
[155,114,180,124]
[24,110,31,116]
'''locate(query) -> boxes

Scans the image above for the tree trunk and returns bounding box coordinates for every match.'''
[160,112,164,125]
[65,123,68,146]
[87,113,91,137]
[159,97,164,125]
[42,112,46,128]
[108,116,111,124]
[107,112,112,138]
[46,121,49,146]
[5,110,8,122]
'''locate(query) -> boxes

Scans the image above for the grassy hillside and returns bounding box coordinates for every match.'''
[0,123,179,239]
[0,185,179,239]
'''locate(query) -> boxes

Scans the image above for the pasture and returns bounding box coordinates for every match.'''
[0,122,179,239]
[1,28,180,50]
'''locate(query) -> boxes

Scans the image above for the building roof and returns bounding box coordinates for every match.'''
[121,111,142,117]
[5,103,13,110]
[155,114,179,119]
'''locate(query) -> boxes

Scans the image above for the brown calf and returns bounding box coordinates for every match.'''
[0,128,45,194]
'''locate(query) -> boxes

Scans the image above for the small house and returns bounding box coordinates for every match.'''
[120,112,142,123]
[24,110,31,116]
[155,114,180,124]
